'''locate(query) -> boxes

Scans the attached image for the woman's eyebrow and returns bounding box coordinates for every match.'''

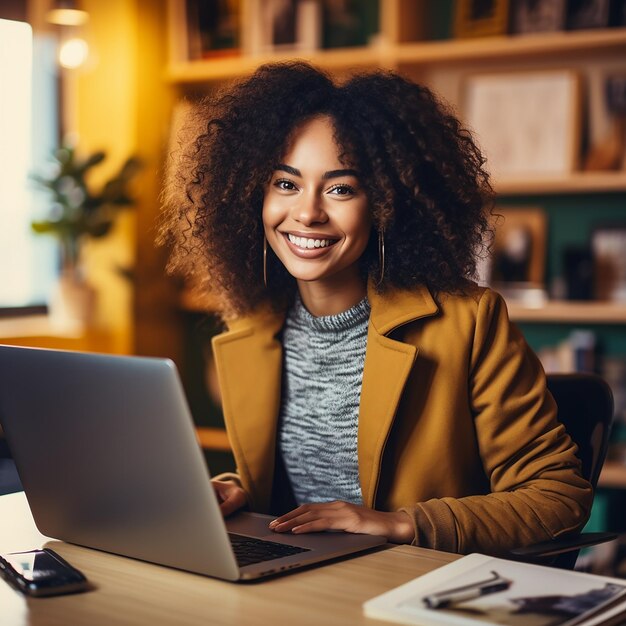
[275,164,301,176]
[274,164,359,180]
[322,169,358,180]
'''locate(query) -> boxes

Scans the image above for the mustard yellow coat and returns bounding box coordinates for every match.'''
[211,283,592,555]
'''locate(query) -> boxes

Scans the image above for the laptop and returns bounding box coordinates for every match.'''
[0,345,386,581]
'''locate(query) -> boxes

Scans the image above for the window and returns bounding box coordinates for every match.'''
[0,18,58,308]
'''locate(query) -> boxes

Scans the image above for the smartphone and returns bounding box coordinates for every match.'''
[0,548,88,597]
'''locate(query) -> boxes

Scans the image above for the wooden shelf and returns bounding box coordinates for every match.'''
[166,46,383,84]
[599,461,626,489]
[166,28,626,84]
[0,315,115,353]
[496,172,626,195]
[0,315,81,339]
[395,28,626,66]
[196,427,230,452]
[508,301,626,324]
[179,289,220,314]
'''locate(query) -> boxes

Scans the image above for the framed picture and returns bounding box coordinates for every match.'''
[591,225,626,302]
[509,0,567,35]
[463,69,582,180]
[454,0,510,38]
[479,207,547,290]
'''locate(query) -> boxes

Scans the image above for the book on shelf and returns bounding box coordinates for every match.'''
[245,0,322,54]
[363,553,626,626]
[185,0,241,60]
[322,0,379,49]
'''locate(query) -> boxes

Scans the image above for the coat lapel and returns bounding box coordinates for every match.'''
[211,308,285,512]
[358,284,438,507]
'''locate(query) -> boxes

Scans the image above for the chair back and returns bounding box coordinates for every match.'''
[546,373,614,491]
[507,373,615,570]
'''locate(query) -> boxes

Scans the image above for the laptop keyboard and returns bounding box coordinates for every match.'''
[228,533,310,567]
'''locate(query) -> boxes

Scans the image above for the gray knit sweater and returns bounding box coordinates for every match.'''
[278,295,370,506]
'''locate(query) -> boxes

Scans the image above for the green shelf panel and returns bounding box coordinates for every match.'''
[499,193,626,285]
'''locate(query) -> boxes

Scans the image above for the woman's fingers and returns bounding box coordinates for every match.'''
[269,501,415,542]
[289,518,336,534]
[212,480,247,517]
[269,509,323,532]
[270,501,362,533]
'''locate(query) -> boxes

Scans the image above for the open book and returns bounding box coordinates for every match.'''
[363,553,626,626]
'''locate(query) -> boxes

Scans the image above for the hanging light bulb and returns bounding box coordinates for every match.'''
[59,37,89,69]
[46,1,90,70]
[46,1,89,27]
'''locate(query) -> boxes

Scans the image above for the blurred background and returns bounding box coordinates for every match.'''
[1,0,626,573]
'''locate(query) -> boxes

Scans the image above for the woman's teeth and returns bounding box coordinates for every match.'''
[288,234,336,249]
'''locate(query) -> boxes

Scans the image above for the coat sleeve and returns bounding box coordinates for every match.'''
[401,289,593,555]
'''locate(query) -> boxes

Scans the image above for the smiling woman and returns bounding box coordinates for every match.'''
[158,62,592,556]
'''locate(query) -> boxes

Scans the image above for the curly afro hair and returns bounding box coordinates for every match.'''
[158,61,494,318]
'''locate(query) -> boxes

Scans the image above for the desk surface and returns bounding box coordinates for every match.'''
[0,492,458,626]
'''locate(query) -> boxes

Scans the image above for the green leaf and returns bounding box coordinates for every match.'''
[118,157,142,180]
[79,151,106,173]
[31,221,58,234]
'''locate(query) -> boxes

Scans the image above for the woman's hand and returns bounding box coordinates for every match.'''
[212,479,248,517]
[268,501,415,544]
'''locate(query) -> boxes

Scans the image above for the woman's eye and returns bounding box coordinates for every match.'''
[274,178,297,191]
[328,184,356,196]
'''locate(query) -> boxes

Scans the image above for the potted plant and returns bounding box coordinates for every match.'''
[31,146,141,328]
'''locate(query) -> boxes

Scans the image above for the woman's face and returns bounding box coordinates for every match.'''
[262,115,372,289]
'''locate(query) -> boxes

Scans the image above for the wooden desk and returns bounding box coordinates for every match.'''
[0,492,458,626]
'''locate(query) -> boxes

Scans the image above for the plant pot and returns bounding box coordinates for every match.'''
[48,270,97,333]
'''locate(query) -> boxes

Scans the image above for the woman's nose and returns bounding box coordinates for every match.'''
[292,191,327,225]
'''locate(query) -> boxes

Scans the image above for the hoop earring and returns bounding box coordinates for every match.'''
[263,236,268,288]
[377,229,385,286]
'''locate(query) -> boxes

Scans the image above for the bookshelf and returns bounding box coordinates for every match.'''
[167,2,626,494]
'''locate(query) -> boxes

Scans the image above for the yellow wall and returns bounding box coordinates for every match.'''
[74,0,139,354]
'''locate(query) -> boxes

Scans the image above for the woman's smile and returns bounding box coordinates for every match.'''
[282,232,340,258]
